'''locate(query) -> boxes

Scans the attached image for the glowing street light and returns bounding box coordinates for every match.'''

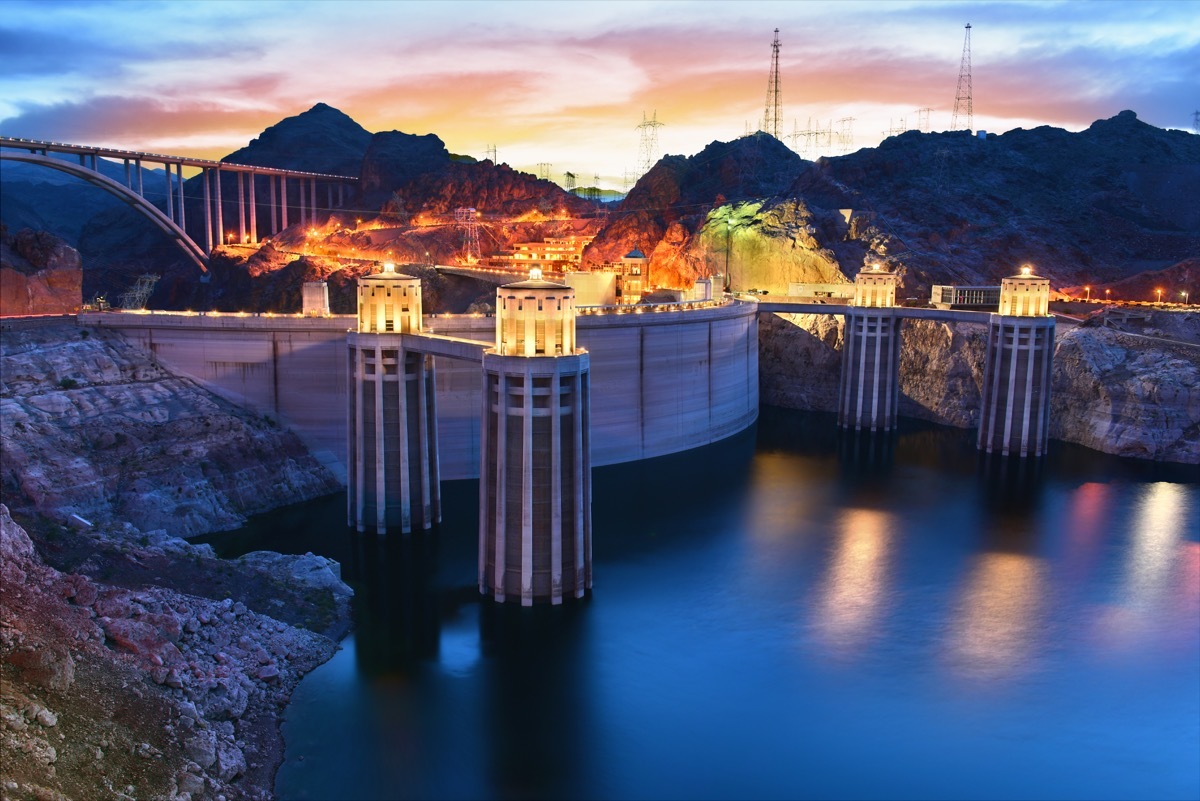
[1084,286,1090,301]
[1156,288,1163,304]
[1183,290,1190,305]
[1105,288,1111,301]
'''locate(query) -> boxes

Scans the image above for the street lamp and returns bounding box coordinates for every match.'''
[1183,290,1190,305]
[1085,286,1090,301]
[1156,288,1163,304]
[1105,288,1111,302]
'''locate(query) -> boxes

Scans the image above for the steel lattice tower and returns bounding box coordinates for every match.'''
[951,23,973,132]
[455,207,481,264]
[763,28,782,139]
[637,111,664,175]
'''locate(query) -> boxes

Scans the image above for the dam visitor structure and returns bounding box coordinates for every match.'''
[479,271,592,604]
[838,264,902,432]
[977,267,1054,457]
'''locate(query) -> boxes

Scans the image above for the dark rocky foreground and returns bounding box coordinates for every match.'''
[1,321,354,800]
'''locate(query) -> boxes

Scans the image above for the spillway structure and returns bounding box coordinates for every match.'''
[479,269,592,605]
[977,266,1055,457]
[347,262,441,534]
[837,264,902,431]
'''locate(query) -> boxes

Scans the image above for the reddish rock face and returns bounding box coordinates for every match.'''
[0,226,82,315]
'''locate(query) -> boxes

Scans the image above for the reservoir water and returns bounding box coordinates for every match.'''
[200,408,1200,800]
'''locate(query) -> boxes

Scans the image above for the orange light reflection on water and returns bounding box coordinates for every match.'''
[815,508,894,657]
[947,552,1044,683]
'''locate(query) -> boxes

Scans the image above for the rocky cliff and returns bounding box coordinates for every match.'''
[0,226,82,316]
[758,308,1199,464]
[0,323,342,535]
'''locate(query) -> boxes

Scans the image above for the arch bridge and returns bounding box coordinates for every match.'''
[1,136,359,271]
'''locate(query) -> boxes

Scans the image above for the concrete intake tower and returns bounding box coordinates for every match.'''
[977,266,1055,457]
[838,264,902,432]
[347,263,441,534]
[479,270,592,605]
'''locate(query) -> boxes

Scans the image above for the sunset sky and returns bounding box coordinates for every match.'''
[2,0,1197,188]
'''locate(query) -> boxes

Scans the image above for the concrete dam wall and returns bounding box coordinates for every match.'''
[80,302,759,481]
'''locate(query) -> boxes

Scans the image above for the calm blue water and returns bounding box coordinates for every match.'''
[201,409,1200,800]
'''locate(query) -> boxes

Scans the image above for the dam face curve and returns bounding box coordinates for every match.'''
[80,300,758,481]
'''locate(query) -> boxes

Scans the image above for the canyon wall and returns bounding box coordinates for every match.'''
[758,310,1199,464]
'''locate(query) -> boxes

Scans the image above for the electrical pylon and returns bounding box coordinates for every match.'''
[951,23,973,132]
[454,207,481,264]
[763,28,782,139]
[637,111,664,175]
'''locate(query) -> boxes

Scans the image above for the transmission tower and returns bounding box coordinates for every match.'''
[564,171,577,192]
[951,23,973,132]
[537,163,552,181]
[762,28,782,139]
[117,274,160,310]
[637,110,664,174]
[1193,110,1199,134]
[883,117,908,138]
[915,107,933,133]
[836,117,856,154]
[454,207,481,264]
[485,144,497,163]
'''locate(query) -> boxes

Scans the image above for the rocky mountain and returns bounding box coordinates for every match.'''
[0,226,82,315]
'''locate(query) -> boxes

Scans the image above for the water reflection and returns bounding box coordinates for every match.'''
[479,604,593,799]
[816,508,894,656]
[347,531,442,672]
[949,551,1045,681]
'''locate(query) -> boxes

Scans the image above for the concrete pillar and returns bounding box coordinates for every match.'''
[479,271,591,605]
[203,168,213,252]
[346,264,440,534]
[124,159,131,188]
[176,164,186,233]
[136,159,143,197]
[236,171,246,244]
[838,308,902,431]
[977,267,1055,457]
[298,178,305,226]
[280,176,288,231]
[268,175,277,236]
[339,183,345,206]
[214,168,224,246]
[838,264,902,431]
[309,179,317,224]
[164,163,174,223]
[248,171,257,243]
[326,183,332,209]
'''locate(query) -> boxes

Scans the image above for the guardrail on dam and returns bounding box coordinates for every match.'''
[79,301,759,481]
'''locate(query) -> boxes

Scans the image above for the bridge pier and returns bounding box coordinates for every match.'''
[479,271,592,605]
[837,265,902,431]
[249,172,258,243]
[347,264,440,534]
[977,268,1055,457]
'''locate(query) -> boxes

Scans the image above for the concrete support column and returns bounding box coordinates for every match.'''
[479,353,591,605]
[236,171,246,244]
[309,179,317,224]
[136,159,143,197]
[326,183,332,209]
[837,308,902,431]
[339,184,345,206]
[202,168,213,253]
[214,168,224,246]
[298,178,305,227]
[164,164,174,223]
[346,333,441,535]
[977,316,1055,457]
[280,176,288,231]
[124,159,131,188]
[268,175,277,236]
[176,164,186,234]
[248,171,258,243]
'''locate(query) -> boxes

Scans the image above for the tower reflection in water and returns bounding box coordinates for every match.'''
[347,531,442,672]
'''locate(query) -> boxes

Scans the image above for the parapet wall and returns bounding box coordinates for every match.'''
[80,301,759,481]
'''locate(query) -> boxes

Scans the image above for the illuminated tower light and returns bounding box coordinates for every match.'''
[479,270,592,605]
